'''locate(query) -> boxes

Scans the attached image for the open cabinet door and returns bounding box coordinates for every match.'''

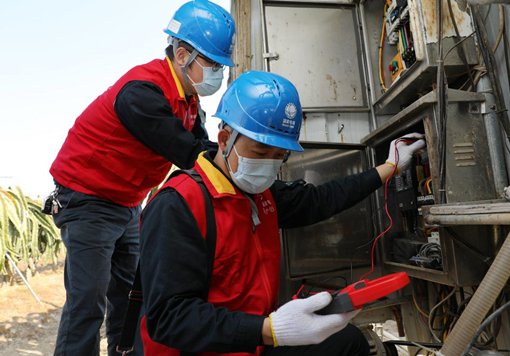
[280,142,379,284]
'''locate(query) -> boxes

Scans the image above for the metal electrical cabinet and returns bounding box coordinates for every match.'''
[362,0,477,115]
[233,0,510,351]
[251,0,499,288]
[361,89,500,287]
[257,0,476,118]
[281,89,501,288]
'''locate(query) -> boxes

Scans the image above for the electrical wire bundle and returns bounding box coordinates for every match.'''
[411,279,509,354]
[445,4,510,146]
[410,242,443,270]
[402,210,418,233]
[418,178,433,196]
[379,0,415,92]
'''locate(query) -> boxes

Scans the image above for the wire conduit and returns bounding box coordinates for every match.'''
[439,232,510,356]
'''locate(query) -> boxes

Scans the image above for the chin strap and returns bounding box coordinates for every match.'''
[246,195,261,230]
[223,129,239,159]
[219,126,260,229]
[172,37,198,95]
[220,121,238,161]
[222,128,239,175]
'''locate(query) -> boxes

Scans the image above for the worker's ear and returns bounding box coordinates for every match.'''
[174,47,189,67]
[217,129,231,152]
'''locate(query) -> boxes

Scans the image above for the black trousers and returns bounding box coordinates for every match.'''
[261,324,370,356]
[52,183,143,356]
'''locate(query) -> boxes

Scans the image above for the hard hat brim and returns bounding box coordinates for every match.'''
[164,30,235,67]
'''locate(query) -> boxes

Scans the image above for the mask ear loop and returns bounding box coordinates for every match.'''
[173,37,199,95]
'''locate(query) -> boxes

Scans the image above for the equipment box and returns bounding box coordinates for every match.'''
[281,89,500,287]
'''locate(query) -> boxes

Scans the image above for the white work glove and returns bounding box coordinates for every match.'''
[269,292,361,346]
[386,133,426,174]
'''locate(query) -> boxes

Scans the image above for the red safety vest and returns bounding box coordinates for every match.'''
[50,58,198,207]
[141,152,281,356]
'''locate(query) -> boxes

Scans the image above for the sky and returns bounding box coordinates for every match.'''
[0,0,230,198]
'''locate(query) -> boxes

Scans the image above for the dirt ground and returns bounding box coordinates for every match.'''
[0,261,108,356]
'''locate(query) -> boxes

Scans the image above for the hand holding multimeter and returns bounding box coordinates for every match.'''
[314,272,410,315]
[269,292,360,346]
[292,272,410,314]
[268,273,410,346]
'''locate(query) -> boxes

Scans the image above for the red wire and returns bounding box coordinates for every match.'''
[358,140,401,281]
[404,25,411,46]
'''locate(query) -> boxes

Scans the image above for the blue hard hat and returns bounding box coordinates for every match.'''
[213,71,304,152]
[164,0,236,67]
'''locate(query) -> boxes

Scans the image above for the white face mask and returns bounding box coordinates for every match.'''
[227,145,283,194]
[188,59,224,97]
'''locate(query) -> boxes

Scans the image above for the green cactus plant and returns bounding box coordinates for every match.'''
[0,186,63,276]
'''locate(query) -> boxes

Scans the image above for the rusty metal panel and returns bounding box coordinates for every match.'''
[445,100,496,202]
[418,0,473,43]
[423,115,441,205]
[264,3,367,109]
[409,0,425,62]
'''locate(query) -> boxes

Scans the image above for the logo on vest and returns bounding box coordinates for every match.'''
[259,196,275,215]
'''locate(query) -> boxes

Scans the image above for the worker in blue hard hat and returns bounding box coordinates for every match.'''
[47,1,236,355]
[138,71,425,356]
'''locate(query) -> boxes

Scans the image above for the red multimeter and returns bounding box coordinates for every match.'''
[314,272,410,315]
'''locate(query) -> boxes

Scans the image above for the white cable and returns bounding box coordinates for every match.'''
[412,341,441,355]
[428,287,457,343]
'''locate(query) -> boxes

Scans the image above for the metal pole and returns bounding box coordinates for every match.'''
[259,0,268,72]
[468,0,510,5]
[478,76,510,195]
[6,254,42,305]
[425,213,510,225]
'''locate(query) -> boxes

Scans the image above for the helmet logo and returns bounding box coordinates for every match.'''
[285,103,297,119]
[168,19,181,34]
[229,33,236,53]
[283,103,297,129]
